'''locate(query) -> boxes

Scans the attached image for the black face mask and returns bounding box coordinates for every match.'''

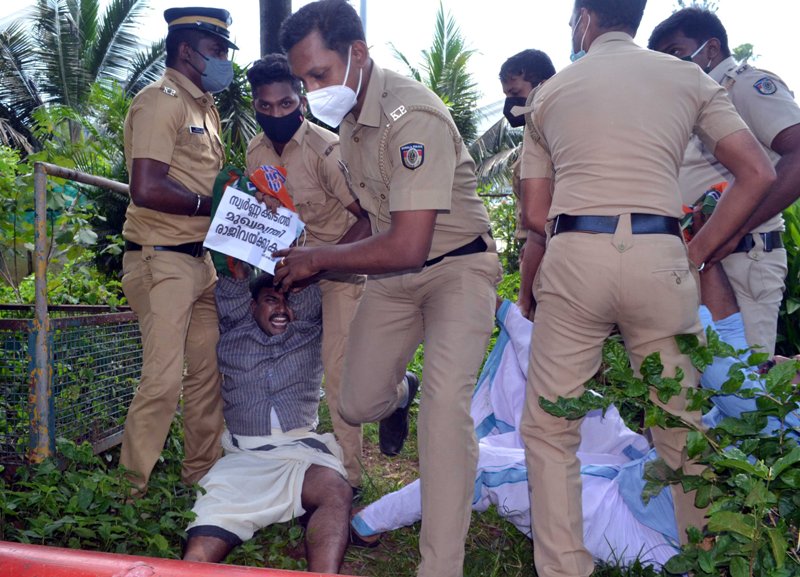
[256,106,304,144]
[503,96,528,128]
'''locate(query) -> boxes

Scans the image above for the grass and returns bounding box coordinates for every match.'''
[0,339,664,576]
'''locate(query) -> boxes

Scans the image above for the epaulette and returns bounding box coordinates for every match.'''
[160,84,178,98]
[377,90,462,188]
[523,83,545,145]
[304,124,338,159]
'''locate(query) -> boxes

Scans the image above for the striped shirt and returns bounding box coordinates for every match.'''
[215,277,323,436]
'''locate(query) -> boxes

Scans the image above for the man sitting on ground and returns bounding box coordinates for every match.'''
[182,260,352,573]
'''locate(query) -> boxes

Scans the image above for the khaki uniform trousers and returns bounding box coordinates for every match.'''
[120,247,224,490]
[721,242,787,356]
[319,275,366,488]
[521,216,707,577]
[339,251,499,577]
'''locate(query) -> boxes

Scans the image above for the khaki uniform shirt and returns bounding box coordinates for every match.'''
[679,56,800,233]
[123,69,224,245]
[339,63,492,260]
[510,157,527,240]
[521,32,748,220]
[246,120,357,247]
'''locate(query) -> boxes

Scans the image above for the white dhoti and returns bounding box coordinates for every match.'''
[187,428,346,543]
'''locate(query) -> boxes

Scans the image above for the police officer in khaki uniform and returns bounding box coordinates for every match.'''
[499,49,556,319]
[649,8,800,356]
[119,7,236,492]
[277,2,499,576]
[244,53,371,493]
[518,2,776,576]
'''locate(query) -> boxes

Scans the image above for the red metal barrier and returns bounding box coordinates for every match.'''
[0,541,343,577]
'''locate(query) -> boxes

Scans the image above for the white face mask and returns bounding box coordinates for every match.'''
[306,45,363,128]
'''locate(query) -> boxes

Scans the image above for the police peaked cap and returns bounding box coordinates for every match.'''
[164,7,238,49]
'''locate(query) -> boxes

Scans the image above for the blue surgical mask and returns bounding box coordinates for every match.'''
[570,13,591,62]
[191,46,234,93]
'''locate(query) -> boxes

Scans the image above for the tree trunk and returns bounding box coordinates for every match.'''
[259,0,292,57]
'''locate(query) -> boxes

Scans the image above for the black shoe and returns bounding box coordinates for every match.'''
[379,372,419,456]
[349,523,381,548]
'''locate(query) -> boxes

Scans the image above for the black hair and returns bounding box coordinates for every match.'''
[247,53,303,97]
[573,0,647,34]
[499,49,556,85]
[249,273,277,300]
[280,0,365,57]
[647,7,730,57]
[165,29,206,67]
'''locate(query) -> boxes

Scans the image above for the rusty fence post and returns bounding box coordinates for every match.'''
[30,162,53,462]
[28,162,131,462]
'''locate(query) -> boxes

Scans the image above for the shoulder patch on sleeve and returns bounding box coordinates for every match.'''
[754,77,777,95]
[161,85,178,97]
[400,143,424,170]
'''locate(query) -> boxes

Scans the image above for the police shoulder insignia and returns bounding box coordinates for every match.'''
[754,77,777,95]
[400,143,424,170]
[161,85,178,97]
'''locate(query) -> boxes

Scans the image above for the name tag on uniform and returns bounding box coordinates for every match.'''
[189,126,206,134]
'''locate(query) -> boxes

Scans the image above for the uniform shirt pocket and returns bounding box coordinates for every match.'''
[292,186,328,224]
[175,127,210,151]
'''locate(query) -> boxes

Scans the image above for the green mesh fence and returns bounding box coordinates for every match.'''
[0,305,141,463]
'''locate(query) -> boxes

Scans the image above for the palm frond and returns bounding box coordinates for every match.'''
[34,0,86,107]
[216,63,259,157]
[123,39,166,96]
[0,19,45,132]
[389,42,421,83]
[90,0,155,85]
[391,1,481,143]
[0,113,34,154]
[470,118,523,189]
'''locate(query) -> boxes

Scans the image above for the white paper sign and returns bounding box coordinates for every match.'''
[203,186,304,274]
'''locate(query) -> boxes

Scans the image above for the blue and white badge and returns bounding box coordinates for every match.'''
[400,143,425,170]
[754,77,777,95]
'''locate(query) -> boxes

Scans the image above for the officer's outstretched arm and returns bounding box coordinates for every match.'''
[272,210,436,290]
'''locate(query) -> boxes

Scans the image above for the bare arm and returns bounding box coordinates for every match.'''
[337,200,372,245]
[520,177,553,237]
[734,123,800,231]
[272,209,436,290]
[129,158,212,216]
[688,129,776,266]
[517,232,545,320]
[699,264,740,322]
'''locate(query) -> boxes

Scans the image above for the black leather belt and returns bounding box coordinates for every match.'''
[424,235,488,267]
[124,240,207,258]
[733,231,783,253]
[552,214,681,237]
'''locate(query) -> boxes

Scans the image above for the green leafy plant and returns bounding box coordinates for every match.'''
[543,330,800,576]
[777,202,800,357]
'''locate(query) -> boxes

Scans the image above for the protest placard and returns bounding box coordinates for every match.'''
[203,186,304,274]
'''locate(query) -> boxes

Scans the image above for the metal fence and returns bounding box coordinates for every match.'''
[0,305,141,464]
[0,162,141,464]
